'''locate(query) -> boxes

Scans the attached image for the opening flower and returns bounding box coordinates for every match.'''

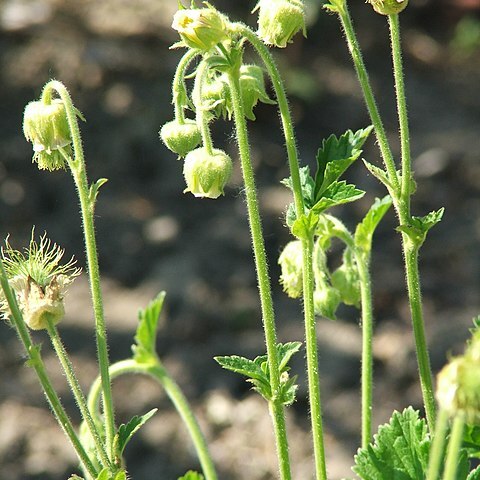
[0,233,80,330]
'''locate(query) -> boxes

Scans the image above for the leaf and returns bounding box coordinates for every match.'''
[88,178,108,208]
[467,466,480,480]
[352,407,430,480]
[397,208,444,247]
[96,469,110,480]
[291,211,319,240]
[277,342,302,372]
[311,181,365,213]
[282,166,316,211]
[114,409,157,458]
[354,196,392,253]
[132,292,166,363]
[314,126,373,199]
[178,472,205,480]
[363,160,393,191]
[214,355,268,384]
[462,424,480,459]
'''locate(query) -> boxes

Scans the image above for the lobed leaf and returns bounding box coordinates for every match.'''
[311,181,365,213]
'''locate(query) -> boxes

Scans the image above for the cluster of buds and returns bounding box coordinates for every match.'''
[0,234,80,330]
[23,99,74,171]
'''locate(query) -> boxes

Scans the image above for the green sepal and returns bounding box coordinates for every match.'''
[354,196,392,254]
[397,208,444,248]
[314,126,372,199]
[353,407,430,480]
[132,292,166,363]
[214,342,302,405]
[113,409,158,460]
[178,472,205,480]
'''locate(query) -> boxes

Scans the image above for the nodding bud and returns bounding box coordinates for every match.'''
[367,0,408,15]
[183,147,232,199]
[330,263,360,308]
[278,240,303,298]
[160,119,202,158]
[255,0,306,48]
[436,354,480,424]
[172,7,229,52]
[313,287,341,320]
[23,99,73,171]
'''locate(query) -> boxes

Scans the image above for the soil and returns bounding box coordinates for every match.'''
[1,0,480,479]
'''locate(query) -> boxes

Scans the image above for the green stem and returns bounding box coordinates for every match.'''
[173,49,199,123]
[427,409,449,480]
[87,359,218,480]
[225,68,292,480]
[192,59,214,154]
[235,23,328,480]
[42,80,116,460]
[0,263,98,478]
[335,5,400,192]
[356,252,374,449]
[442,413,465,480]
[46,319,113,471]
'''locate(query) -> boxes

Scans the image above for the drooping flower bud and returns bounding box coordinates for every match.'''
[278,240,303,298]
[314,286,341,320]
[254,0,306,48]
[0,233,80,330]
[160,119,202,158]
[183,147,232,199]
[367,0,408,15]
[23,99,73,171]
[172,6,229,52]
[436,354,480,424]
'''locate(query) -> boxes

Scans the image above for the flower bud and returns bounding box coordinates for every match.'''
[314,286,341,320]
[183,147,232,199]
[436,354,480,424]
[367,0,408,15]
[160,119,202,158]
[201,73,230,119]
[278,240,303,298]
[255,0,306,48]
[238,65,275,120]
[172,7,229,52]
[331,263,360,307]
[23,99,72,171]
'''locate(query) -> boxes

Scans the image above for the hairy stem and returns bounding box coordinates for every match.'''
[426,409,449,480]
[226,67,292,480]
[42,80,116,459]
[173,49,199,123]
[87,359,218,480]
[442,413,465,480]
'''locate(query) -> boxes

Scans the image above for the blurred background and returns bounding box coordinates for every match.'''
[1,0,480,478]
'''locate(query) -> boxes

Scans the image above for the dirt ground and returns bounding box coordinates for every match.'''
[1,0,480,479]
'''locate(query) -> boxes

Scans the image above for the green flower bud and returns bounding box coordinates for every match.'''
[0,234,80,330]
[314,286,341,320]
[183,147,232,199]
[23,99,73,171]
[172,6,229,52]
[436,354,480,424]
[238,64,275,120]
[201,73,230,119]
[255,0,306,48]
[160,119,202,157]
[331,263,361,308]
[278,240,303,298]
[367,0,408,15]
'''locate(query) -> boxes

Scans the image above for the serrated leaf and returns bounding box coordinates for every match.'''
[277,342,302,372]
[291,211,319,240]
[311,181,365,213]
[178,471,205,480]
[363,160,393,191]
[354,196,392,253]
[282,166,316,210]
[114,408,157,458]
[132,292,166,363]
[314,126,373,199]
[214,355,268,384]
[352,407,430,480]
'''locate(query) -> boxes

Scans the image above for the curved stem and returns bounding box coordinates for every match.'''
[0,263,98,478]
[173,49,199,123]
[192,59,214,154]
[355,251,374,449]
[225,68,292,480]
[427,409,449,480]
[42,80,116,460]
[46,320,113,471]
[334,5,400,193]
[87,359,218,480]
[442,413,465,480]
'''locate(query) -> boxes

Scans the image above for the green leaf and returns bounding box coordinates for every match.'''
[291,211,319,240]
[354,196,392,253]
[214,354,268,384]
[363,160,393,191]
[462,424,480,459]
[113,473,127,480]
[96,469,110,480]
[114,408,157,458]
[311,181,365,213]
[178,471,205,480]
[88,178,108,208]
[132,292,166,363]
[282,166,316,212]
[277,341,302,372]
[352,407,430,480]
[467,466,480,480]
[314,126,373,199]
[397,208,444,247]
